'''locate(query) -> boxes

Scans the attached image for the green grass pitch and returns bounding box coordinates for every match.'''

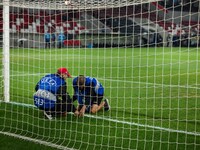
[0,47,200,150]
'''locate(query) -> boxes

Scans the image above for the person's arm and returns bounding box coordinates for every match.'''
[72,78,78,101]
[91,78,100,94]
[57,85,67,101]
[73,86,86,116]
[67,94,79,114]
[72,86,78,101]
[79,105,86,117]
[58,85,78,113]
[72,77,85,103]
[35,83,39,91]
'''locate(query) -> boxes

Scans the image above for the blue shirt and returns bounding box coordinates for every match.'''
[51,33,56,41]
[36,74,66,94]
[33,74,66,109]
[44,33,51,42]
[73,76,104,105]
[58,33,66,42]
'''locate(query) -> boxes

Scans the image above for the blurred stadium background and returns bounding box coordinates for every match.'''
[0,0,200,150]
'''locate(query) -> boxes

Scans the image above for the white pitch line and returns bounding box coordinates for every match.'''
[7,72,200,90]
[86,114,200,136]
[5,101,200,137]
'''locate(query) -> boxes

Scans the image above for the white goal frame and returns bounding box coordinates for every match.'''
[2,0,162,103]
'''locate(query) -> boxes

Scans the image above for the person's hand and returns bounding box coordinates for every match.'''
[79,109,85,117]
[79,111,84,117]
[79,105,86,117]
[74,110,79,117]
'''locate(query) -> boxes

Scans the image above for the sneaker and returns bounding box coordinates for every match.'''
[104,98,110,111]
[44,111,53,120]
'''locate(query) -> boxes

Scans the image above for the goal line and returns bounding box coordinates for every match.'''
[2,101,199,137]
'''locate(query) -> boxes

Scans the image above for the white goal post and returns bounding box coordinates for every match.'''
[0,0,200,150]
[3,0,9,102]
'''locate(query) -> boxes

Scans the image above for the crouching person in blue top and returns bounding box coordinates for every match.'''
[72,75,110,117]
[33,67,79,119]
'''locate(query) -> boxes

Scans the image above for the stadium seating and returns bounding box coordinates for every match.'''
[0,9,87,34]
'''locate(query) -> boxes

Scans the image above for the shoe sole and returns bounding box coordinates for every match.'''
[44,111,53,120]
[104,99,110,111]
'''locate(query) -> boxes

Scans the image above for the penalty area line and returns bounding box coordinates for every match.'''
[4,101,200,137]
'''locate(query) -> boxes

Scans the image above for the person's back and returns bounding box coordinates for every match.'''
[34,72,67,111]
[35,74,65,95]
[73,76,104,96]
[33,68,78,119]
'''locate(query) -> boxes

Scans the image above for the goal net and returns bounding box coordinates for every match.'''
[0,0,200,149]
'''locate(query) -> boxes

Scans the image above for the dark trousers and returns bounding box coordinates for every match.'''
[45,41,50,48]
[46,95,76,116]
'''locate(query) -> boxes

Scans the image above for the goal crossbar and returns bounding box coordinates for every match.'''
[2,0,161,10]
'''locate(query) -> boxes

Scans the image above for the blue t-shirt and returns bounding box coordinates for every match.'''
[51,33,56,41]
[33,74,66,109]
[58,33,66,42]
[44,33,51,42]
[36,74,66,94]
[73,76,104,105]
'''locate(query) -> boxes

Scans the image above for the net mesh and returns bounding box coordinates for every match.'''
[2,0,160,9]
[0,0,200,150]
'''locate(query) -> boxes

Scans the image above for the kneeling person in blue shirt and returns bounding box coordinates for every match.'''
[33,67,79,119]
[73,75,110,117]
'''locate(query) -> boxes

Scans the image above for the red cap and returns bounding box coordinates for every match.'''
[57,67,72,78]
